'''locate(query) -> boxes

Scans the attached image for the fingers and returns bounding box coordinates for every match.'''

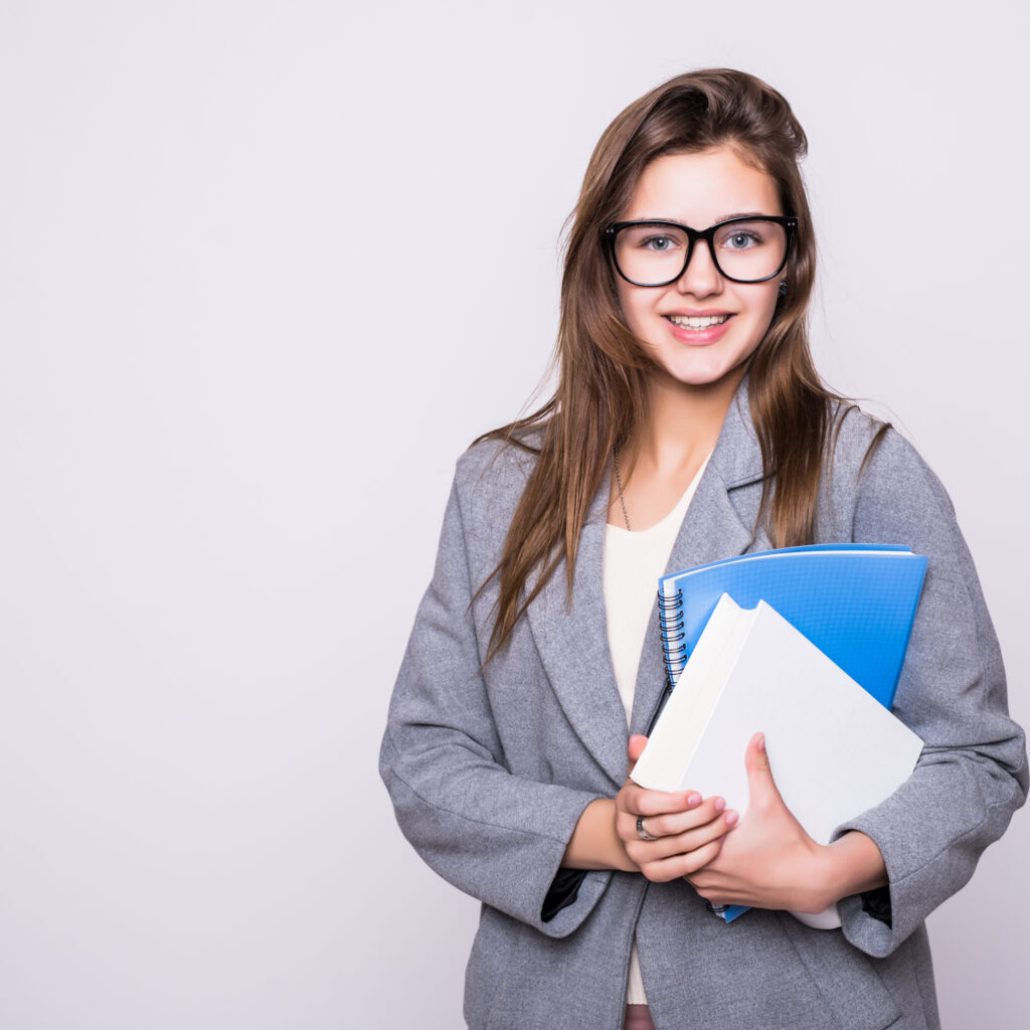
[746,730,771,778]
[618,781,699,819]
[615,784,736,845]
[639,796,737,841]
[614,740,743,883]
[640,814,732,862]
[618,796,740,883]
[745,729,789,815]
[638,837,726,883]
[627,733,648,768]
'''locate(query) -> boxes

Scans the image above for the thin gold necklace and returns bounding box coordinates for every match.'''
[612,451,632,531]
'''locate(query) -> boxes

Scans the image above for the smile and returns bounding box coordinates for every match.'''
[665,314,732,329]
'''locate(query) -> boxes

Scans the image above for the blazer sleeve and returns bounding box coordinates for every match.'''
[379,462,612,938]
[831,426,1028,958]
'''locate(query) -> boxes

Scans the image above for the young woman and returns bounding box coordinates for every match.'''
[379,69,1027,1030]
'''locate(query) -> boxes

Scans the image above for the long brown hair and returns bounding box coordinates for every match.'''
[477,68,853,661]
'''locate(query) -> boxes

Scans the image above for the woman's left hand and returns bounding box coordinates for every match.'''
[685,732,838,914]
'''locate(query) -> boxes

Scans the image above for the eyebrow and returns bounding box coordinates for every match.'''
[634,210,778,224]
[717,210,777,222]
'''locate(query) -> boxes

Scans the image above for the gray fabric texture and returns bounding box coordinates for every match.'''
[380,380,1027,1030]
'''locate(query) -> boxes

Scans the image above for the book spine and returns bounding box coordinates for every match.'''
[657,587,687,691]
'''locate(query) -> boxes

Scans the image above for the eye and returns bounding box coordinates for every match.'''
[724,230,761,250]
[613,222,688,250]
[715,219,778,253]
[640,234,679,252]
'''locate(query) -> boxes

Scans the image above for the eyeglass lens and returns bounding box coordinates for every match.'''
[613,220,788,285]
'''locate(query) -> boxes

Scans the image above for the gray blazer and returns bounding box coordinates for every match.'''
[380,383,1027,1030]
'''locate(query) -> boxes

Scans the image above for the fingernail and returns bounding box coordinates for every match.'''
[724,810,739,827]
[713,797,726,812]
[686,792,701,807]
[755,732,766,751]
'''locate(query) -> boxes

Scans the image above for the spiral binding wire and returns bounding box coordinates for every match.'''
[657,587,687,690]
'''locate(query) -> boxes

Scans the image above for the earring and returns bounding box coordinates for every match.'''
[778,280,788,298]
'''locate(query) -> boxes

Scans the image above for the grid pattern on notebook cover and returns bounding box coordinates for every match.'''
[660,548,928,709]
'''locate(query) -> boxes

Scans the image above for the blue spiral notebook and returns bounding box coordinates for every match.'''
[655,543,928,924]
[658,544,927,708]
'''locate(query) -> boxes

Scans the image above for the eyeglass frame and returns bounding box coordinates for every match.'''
[603,215,799,287]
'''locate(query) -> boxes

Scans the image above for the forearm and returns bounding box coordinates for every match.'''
[562,798,638,872]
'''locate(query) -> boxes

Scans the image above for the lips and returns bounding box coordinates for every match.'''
[665,314,731,329]
[661,312,734,345]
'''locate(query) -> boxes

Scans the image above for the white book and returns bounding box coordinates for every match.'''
[631,594,924,928]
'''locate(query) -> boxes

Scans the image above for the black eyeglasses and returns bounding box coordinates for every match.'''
[604,215,798,286]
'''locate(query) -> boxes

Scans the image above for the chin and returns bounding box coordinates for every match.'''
[653,353,751,391]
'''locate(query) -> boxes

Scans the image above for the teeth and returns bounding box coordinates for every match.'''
[668,314,730,329]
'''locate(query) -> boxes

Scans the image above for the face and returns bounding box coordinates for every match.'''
[613,146,784,391]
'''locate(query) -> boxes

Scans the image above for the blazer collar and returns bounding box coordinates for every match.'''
[525,380,767,788]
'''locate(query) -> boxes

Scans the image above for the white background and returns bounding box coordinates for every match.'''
[1,1,1027,1027]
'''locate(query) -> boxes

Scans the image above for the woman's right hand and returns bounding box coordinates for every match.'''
[614,734,739,882]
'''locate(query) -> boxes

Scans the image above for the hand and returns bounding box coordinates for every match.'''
[684,732,834,913]
[614,733,739,882]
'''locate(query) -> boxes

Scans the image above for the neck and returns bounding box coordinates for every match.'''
[623,368,743,477]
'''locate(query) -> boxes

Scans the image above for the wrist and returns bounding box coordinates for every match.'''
[605,798,639,872]
[563,798,638,873]
[816,831,888,908]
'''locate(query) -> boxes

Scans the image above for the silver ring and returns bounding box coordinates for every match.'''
[636,815,659,842]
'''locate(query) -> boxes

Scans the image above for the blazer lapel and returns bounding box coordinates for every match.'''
[526,473,630,788]
[525,381,770,786]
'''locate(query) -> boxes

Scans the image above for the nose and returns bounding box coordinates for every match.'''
[676,238,723,297]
